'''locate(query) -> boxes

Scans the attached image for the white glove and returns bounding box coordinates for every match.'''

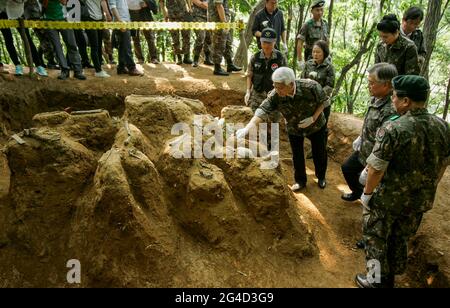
[308,71,318,80]
[244,89,251,106]
[236,127,249,139]
[297,60,305,71]
[352,135,362,152]
[359,167,368,186]
[360,193,373,210]
[281,42,288,54]
[298,116,314,129]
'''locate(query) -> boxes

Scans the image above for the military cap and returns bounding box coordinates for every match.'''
[260,28,277,43]
[392,75,430,102]
[312,0,325,9]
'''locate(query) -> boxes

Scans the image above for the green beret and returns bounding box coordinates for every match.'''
[312,0,325,9]
[392,75,430,102]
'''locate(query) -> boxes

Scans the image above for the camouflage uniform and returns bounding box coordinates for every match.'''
[247,49,287,116]
[402,28,426,69]
[208,0,233,65]
[192,0,212,58]
[297,18,329,61]
[256,79,328,184]
[165,0,192,55]
[375,35,420,75]
[364,108,450,281]
[358,96,397,165]
[341,96,397,199]
[301,57,335,123]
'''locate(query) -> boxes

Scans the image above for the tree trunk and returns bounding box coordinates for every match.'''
[286,4,293,49]
[233,0,266,68]
[292,4,306,71]
[421,0,444,78]
[18,19,34,76]
[443,72,450,120]
[332,23,377,104]
[327,0,334,36]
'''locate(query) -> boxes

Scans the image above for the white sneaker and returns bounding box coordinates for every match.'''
[290,183,305,192]
[95,70,111,78]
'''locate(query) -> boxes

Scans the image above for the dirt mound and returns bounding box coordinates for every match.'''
[0,95,317,287]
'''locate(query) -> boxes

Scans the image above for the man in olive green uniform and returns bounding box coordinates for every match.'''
[356,75,450,288]
[237,67,328,190]
[296,0,329,69]
[208,0,241,76]
[192,0,213,67]
[160,0,193,64]
[401,7,426,69]
[341,63,398,204]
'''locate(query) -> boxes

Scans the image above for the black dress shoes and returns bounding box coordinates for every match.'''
[318,179,326,189]
[341,192,360,201]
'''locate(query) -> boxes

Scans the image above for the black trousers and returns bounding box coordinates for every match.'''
[289,126,328,185]
[21,28,44,67]
[81,16,104,73]
[0,28,20,66]
[341,151,365,196]
[74,30,91,66]
[114,30,135,70]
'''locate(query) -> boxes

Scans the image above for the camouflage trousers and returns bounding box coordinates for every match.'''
[248,89,281,123]
[169,14,191,55]
[212,29,233,65]
[363,205,423,279]
[192,16,211,57]
[102,29,114,63]
[132,29,158,61]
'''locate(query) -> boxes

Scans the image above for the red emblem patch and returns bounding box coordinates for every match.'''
[271,63,279,71]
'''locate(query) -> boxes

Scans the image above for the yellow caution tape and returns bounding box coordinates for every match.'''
[0,19,245,31]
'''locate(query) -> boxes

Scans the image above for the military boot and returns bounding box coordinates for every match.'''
[183,54,193,64]
[214,64,229,76]
[176,54,183,65]
[192,55,200,67]
[227,63,242,73]
[355,273,394,288]
[204,52,214,66]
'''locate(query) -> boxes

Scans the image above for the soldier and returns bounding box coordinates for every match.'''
[128,0,160,64]
[301,40,334,124]
[208,0,242,76]
[237,67,328,190]
[356,75,450,288]
[375,14,420,75]
[296,0,328,70]
[245,28,287,114]
[401,7,426,69]
[192,0,213,67]
[160,0,193,65]
[341,63,398,204]
[252,0,287,54]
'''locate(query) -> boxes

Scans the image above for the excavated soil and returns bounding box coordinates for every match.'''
[0,63,448,288]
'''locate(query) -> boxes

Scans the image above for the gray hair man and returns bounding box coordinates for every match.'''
[237,67,329,190]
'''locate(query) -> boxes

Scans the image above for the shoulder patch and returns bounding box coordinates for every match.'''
[390,115,400,121]
[376,127,387,141]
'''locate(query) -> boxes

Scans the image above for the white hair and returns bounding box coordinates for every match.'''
[272,67,296,85]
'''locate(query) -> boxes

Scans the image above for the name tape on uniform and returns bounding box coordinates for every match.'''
[0,20,245,31]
